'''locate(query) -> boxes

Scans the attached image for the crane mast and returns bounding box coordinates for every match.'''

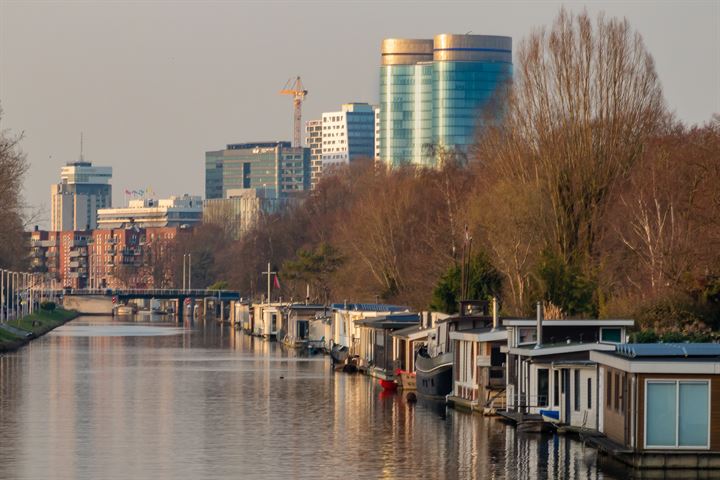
[279,76,308,148]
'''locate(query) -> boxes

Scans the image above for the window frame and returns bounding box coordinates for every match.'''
[643,379,711,450]
[600,327,623,344]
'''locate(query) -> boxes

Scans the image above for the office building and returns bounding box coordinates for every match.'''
[306,120,323,188]
[205,142,310,200]
[50,161,112,231]
[305,103,377,188]
[97,195,202,229]
[378,34,512,166]
[203,188,288,240]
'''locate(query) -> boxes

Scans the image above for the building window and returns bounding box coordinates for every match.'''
[517,327,537,345]
[645,380,710,449]
[553,370,560,407]
[600,327,622,343]
[537,368,549,407]
[614,372,620,411]
[574,369,581,411]
[607,369,613,408]
[587,378,592,409]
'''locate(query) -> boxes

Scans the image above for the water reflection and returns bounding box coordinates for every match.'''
[0,316,617,480]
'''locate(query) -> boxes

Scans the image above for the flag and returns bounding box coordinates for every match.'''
[273,275,280,289]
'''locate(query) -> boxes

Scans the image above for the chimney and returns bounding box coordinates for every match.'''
[534,301,543,349]
[492,297,499,330]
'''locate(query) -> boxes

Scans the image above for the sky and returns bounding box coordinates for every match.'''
[1,0,718,228]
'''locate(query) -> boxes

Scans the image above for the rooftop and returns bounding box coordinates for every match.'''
[614,343,720,359]
[356,313,420,329]
[331,303,409,313]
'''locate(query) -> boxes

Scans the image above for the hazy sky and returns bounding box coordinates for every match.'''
[1,0,718,228]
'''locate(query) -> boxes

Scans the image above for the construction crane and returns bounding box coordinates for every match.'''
[279,76,308,148]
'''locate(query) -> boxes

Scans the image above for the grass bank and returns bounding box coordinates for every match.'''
[0,308,78,353]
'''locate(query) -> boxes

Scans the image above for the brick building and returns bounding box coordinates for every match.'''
[30,224,184,289]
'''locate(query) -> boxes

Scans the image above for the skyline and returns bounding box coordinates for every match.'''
[1,0,718,227]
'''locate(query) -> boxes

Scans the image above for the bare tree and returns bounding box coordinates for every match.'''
[475,9,665,267]
[0,107,29,270]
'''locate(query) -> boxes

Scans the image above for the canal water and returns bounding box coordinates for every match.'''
[0,315,619,480]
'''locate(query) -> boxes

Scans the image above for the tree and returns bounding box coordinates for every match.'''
[473,8,666,314]
[0,107,29,270]
[430,252,503,314]
[281,243,343,304]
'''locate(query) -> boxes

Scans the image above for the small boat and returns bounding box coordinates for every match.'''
[396,369,417,390]
[415,349,454,398]
[539,409,561,424]
[115,305,135,316]
[330,344,349,369]
[379,379,398,391]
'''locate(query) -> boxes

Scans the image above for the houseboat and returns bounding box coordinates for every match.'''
[355,313,421,382]
[502,302,633,431]
[252,302,284,339]
[589,343,720,471]
[447,299,508,412]
[280,304,329,350]
[416,300,494,399]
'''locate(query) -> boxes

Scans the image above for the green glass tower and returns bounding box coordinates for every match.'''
[379,34,512,167]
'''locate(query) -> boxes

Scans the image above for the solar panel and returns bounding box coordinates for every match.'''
[616,343,720,358]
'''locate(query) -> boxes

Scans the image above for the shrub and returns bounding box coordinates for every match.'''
[40,301,56,311]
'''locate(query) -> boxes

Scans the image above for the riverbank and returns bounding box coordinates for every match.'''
[0,308,78,353]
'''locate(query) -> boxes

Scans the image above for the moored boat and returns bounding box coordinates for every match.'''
[415,350,453,398]
[379,379,398,391]
[330,344,349,369]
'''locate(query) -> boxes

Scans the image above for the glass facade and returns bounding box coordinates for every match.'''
[378,34,512,167]
[379,63,433,166]
[433,61,512,149]
[204,142,310,200]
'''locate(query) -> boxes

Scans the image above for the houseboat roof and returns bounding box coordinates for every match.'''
[391,324,432,340]
[591,346,720,374]
[503,341,617,357]
[449,327,508,342]
[356,313,420,330]
[502,319,634,327]
[331,303,409,313]
[286,304,326,310]
[614,343,720,358]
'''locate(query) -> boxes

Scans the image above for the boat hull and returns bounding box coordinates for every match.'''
[415,352,453,398]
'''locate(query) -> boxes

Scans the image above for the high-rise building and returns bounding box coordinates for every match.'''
[306,120,323,188]
[378,34,512,166]
[50,161,112,231]
[305,103,377,188]
[205,142,310,200]
[96,195,202,229]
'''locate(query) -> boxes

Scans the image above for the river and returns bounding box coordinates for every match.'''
[0,315,620,479]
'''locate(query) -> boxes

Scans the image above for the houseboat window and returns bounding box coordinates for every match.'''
[607,370,613,408]
[587,378,592,409]
[600,327,622,343]
[537,369,549,407]
[646,380,710,449]
[376,333,384,347]
[614,373,620,411]
[574,370,581,411]
[553,370,559,407]
[518,327,537,345]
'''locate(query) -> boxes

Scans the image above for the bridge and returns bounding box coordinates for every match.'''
[60,288,244,318]
[60,288,242,301]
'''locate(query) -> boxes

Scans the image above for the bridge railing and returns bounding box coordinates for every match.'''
[58,288,242,297]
